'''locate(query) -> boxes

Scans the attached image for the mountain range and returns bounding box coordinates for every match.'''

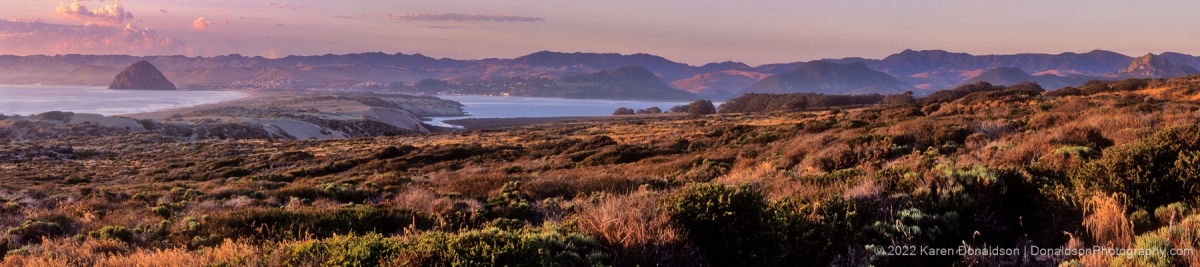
[3,49,1200,99]
[742,61,914,95]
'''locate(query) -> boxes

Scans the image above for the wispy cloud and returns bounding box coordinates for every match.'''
[411,25,463,30]
[0,20,189,55]
[387,13,543,23]
[55,2,134,25]
[266,2,306,10]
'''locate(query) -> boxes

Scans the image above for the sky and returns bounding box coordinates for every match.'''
[2,0,1200,65]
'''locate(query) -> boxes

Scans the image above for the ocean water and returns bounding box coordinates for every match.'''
[0,85,248,116]
[425,95,713,127]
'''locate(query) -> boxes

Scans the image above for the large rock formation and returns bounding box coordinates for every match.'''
[1118,53,1200,78]
[109,60,177,90]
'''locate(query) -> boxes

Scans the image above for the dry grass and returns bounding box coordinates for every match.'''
[574,191,702,267]
[1083,193,1133,249]
[5,76,1200,265]
[1,238,263,267]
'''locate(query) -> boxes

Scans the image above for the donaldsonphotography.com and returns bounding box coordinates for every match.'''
[871,245,1195,258]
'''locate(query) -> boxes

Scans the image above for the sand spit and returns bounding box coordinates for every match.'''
[443,114,687,131]
[0,92,466,141]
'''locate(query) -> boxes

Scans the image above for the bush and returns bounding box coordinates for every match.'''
[670,100,717,115]
[1153,202,1189,226]
[576,192,703,267]
[484,181,535,221]
[374,146,414,160]
[88,225,135,243]
[6,219,70,244]
[1071,125,1200,210]
[275,233,399,267]
[200,206,435,242]
[393,225,610,267]
[1112,234,1174,267]
[270,151,315,162]
[717,93,887,113]
[925,81,1006,102]
[664,183,790,266]
[612,107,635,116]
[1045,86,1083,97]
[675,158,732,182]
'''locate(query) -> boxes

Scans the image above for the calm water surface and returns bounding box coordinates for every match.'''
[0,87,711,127]
[426,95,714,127]
[0,85,247,116]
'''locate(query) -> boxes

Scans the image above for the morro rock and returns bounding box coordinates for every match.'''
[109,60,176,90]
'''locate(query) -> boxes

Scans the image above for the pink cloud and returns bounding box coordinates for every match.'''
[0,20,190,56]
[193,17,212,30]
[55,2,134,25]
[387,13,543,23]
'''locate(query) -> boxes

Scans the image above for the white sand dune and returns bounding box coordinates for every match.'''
[243,118,347,140]
[363,107,429,134]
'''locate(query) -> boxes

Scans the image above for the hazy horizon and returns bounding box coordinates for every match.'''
[3,0,1200,65]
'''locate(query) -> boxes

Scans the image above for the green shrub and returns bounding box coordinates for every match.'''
[276,233,400,267]
[151,205,172,219]
[675,158,732,182]
[270,151,315,162]
[1052,146,1099,159]
[88,225,135,243]
[373,145,414,160]
[275,183,380,204]
[6,219,70,244]
[1131,209,1155,233]
[219,168,254,178]
[394,225,609,267]
[200,206,435,242]
[664,183,790,266]
[1153,202,1189,225]
[1115,234,1174,267]
[485,181,535,222]
[1071,125,1200,210]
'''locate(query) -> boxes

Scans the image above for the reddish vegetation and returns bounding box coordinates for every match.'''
[2,75,1200,266]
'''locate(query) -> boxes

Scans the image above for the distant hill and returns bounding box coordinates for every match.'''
[696,61,752,74]
[501,51,699,78]
[109,61,176,90]
[749,62,806,74]
[1159,52,1200,70]
[869,49,1133,76]
[957,67,1091,90]
[829,49,1136,90]
[4,49,1200,94]
[1118,53,1199,78]
[742,61,914,95]
[554,66,697,100]
[670,70,771,96]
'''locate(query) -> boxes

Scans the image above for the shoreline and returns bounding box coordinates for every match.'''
[0,85,253,117]
[442,114,687,131]
[118,90,271,120]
